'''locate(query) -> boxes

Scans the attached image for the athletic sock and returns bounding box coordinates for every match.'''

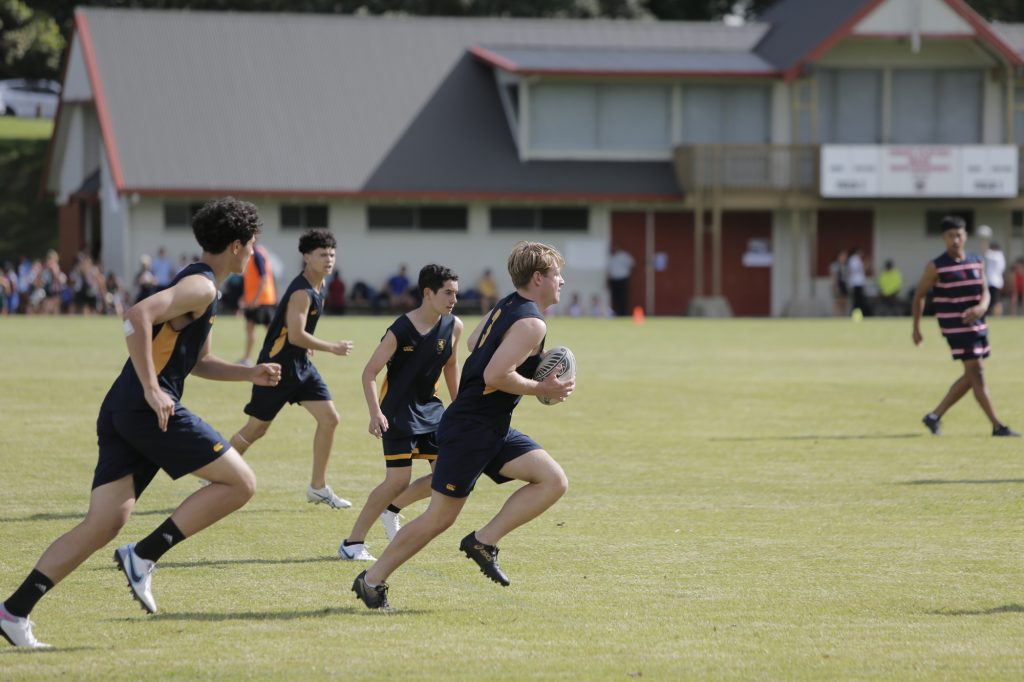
[3,569,54,618]
[343,539,364,547]
[386,504,401,514]
[134,518,186,563]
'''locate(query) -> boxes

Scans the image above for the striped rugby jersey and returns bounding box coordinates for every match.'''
[931,251,987,347]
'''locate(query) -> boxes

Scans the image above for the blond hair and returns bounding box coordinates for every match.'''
[507,241,565,289]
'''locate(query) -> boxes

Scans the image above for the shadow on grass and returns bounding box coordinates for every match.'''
[138,606,426,621]
[899,479,1024,486]
[710,433,922,442]
[0,646,101,655]
[930,604,1024,616]
[0,508,178,523]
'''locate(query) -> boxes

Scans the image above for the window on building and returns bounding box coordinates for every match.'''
[818,69,882,143]
[367,206,468,231]
[892,70,982,144]
[680,85,770,144]
[163,202,205,230]
[489,207,588,232]
[925,209,973,236]
[530,83,671,153]
[281,204,329,230]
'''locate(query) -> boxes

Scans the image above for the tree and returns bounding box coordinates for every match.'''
[0,0,64,80]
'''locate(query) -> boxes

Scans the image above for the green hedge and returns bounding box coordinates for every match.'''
[0,137,57,263]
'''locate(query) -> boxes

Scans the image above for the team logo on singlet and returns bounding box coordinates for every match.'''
[402,345,414,352]
[436,339,446,353]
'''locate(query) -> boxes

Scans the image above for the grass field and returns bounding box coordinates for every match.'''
[0,117,53,140]
[1,314,1023,680]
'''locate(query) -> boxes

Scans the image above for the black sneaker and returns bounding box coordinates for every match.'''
[459,532,510,586]
[993,425,1021,437]
[922,413,941,435]
[351,570,391,610]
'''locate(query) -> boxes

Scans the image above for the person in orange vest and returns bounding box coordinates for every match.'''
[239,243,278,365]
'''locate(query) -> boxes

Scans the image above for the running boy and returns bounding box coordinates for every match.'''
[338,265,462,561]
[1,197,281,648]
[912,215,1019,437]
[229,229,356,508]
[352,241,574,609]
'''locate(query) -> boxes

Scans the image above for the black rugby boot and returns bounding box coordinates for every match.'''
[460,532,510,586]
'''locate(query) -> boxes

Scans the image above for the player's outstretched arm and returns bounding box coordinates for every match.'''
[193,335,281,385]
[284,290,354,356]
[362,331,397,438]
[911,262,938,346]
[483,318,573,402]
[123,273,218,431]
[443,316,464,401]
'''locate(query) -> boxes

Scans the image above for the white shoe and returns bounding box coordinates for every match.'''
[338,542,377,561]
[307,484,352,509]
[113,543,157,614]
[380,510,402,541]
[0,604,51,649]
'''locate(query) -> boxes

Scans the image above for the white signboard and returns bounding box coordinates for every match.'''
[821,145,1018,198]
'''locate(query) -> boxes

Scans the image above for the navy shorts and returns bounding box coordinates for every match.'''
[947,335,990,362]
[94,405,229,497]
[383,433,438,468]
[245,365,331,421]
[431,420,541,498]
[243,305,275,326]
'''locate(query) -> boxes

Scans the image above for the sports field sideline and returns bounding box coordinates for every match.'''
[1,314,1022,680]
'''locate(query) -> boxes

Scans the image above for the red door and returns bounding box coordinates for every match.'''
[653,212,693,315]
[610,211,647,313]
[721,211,772,316]
[816,209,874,276]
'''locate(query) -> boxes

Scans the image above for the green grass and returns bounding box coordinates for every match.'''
[0,116,53,140]
[2,315,1023,680]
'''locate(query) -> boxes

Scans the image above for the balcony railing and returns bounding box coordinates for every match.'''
[673,145,820,195]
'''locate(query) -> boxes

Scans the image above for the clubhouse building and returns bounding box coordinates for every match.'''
[46,0,1024,315]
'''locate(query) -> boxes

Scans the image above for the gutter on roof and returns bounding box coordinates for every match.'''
[120,187,684,203]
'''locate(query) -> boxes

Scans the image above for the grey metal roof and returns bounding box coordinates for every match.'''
[754,0,871,72]
[76,8,765,196]
[475,45,776,75]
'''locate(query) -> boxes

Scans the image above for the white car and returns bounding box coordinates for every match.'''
[0,79,61,118]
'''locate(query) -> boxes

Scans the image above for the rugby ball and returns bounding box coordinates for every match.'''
[533,346,576,406]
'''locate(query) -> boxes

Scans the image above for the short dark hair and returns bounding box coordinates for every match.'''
[940,215,966,232]
[418,264,458,294]
[298,229,336,254]
[192,197,261,254]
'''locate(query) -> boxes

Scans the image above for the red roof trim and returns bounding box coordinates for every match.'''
[469,45,519,72]
[469,44,777,79]
[784,0,887,81]
[76,11,126,191]
[945,0,1022,65]
[121,187,684,203]
[786,0,1022,80]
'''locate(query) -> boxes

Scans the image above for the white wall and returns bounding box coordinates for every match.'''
[114,198,613,314]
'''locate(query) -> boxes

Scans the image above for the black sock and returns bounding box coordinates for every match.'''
[134,518,186,563]
[386,504,401,514]
[343,539,364,546]
[3,569,54,618]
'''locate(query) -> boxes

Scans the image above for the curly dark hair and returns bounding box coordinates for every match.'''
[418,264,458,294]
[298,229,336,254]
[191,197,262,254]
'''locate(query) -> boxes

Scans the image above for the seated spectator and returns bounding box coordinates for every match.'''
[589,294,611,318]
[567,292,582,317]
[326,269,347,315]
[351,280,382,314]
[385,264,415,312]
[477,268,499,313]
[135,254,159,303]
[877,259,903,316]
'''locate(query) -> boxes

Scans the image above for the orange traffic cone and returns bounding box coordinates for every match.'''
[632,306,645,325]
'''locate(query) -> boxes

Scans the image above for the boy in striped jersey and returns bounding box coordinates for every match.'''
[911,215,1019,437]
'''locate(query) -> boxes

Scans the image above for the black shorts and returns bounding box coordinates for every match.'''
[431,420,540,499]
[947,335,990,362]
[244,305,275,326]
[382,433,438,468]
[244,365,332,421]
[94,405,229,497]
